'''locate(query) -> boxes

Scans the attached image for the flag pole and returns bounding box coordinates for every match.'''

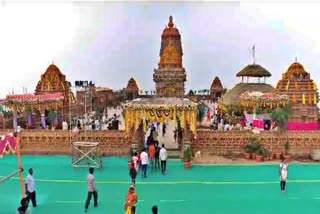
[252,44,256,65]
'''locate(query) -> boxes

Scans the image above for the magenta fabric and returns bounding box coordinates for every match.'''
[0,134,16,158]
[252,120,264,129]
[287,122,319,130]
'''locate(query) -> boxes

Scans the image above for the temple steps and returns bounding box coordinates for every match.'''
[167,148,181,159]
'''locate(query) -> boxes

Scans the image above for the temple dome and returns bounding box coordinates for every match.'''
[236,64,271,78]
[162,16,181,38]
[44,64,64,76]
[282,62,309,80]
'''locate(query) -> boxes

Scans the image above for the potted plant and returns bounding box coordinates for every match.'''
[184,145,192,169]
[243,144,252,160]
[275,151,282,160]
[262,148,270,161]
[283,141,290,162]
[255,146,263,162]
[250,138,260,160]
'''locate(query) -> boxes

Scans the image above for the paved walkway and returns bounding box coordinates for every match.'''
[145,120,178,149]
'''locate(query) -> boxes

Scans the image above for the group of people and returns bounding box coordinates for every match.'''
[84,168,159,214]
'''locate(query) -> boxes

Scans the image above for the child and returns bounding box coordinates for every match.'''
[129,161,137,186]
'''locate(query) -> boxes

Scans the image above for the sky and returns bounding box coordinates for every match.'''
[1,1,320,98]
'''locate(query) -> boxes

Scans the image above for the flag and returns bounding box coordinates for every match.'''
[252,45,255,64]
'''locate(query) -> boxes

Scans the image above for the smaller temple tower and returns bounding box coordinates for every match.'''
[276,61,319,124]
[153,16,187,97]
[210,76,223,101]
[35,63,74,118]
[125,77,140,100]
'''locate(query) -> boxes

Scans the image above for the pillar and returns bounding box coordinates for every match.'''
[41,112,46,129]
[13,108,17,130]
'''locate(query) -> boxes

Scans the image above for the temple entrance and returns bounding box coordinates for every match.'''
[144,119,179,149]
[123,97,198,158]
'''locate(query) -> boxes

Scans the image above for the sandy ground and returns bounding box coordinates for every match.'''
[192,153,316,165]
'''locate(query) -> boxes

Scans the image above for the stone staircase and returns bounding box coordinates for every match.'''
[167,148,181,159]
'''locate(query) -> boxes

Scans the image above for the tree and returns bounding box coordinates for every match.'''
[197,103,207,124]
[271,104,292,132]
[47,109,57,127]
[188,90,195,96]
[96,106,104,120]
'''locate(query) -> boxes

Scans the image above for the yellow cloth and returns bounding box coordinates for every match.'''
[126,206,136,214]
[285,80,290,91]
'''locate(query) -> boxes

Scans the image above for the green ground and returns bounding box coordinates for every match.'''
[1,155,320,214]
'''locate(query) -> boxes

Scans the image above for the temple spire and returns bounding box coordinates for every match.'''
[295,56,298,63]
[168,15,174,28]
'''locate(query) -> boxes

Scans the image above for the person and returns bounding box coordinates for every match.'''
[129,160,137,186]
[151,127,159,144]
[149,143,156,170]
[132,152,140,172]
[85,168,98,212]
[155,142,160,169]
[173,128,177,142]
[280,159,288,192]
[17,198,31,214]
[140,148,148,178]
[162,122,166,137]
[151,205,158,214]
[124,185,138,214]
[159,144,168,175]
[26,168,37,207]
[131,206,136,214]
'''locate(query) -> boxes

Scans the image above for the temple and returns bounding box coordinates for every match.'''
[125,77,140,100]
[210,76,224,101]
[35,63,74,118]
[153,16,187,98]
[276,61,319,129]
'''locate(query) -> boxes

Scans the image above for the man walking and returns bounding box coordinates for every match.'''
[26,168,37,208]
[140,148,149,178]
[85,168,98,212]
[159,144,168,175]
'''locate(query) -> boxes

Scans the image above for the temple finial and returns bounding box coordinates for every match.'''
[295,56,297,63]
[168,15,174,28]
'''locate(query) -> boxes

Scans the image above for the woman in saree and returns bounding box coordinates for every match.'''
[124,185,138,214]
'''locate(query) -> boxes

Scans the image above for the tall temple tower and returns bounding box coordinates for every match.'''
[153,16,187,97]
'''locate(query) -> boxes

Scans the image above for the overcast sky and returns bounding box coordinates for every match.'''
[1,2,320,97]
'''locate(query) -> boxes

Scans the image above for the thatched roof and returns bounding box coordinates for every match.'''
[210,76,223,93]
[221,83,276,105]
[236,64,272,77]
